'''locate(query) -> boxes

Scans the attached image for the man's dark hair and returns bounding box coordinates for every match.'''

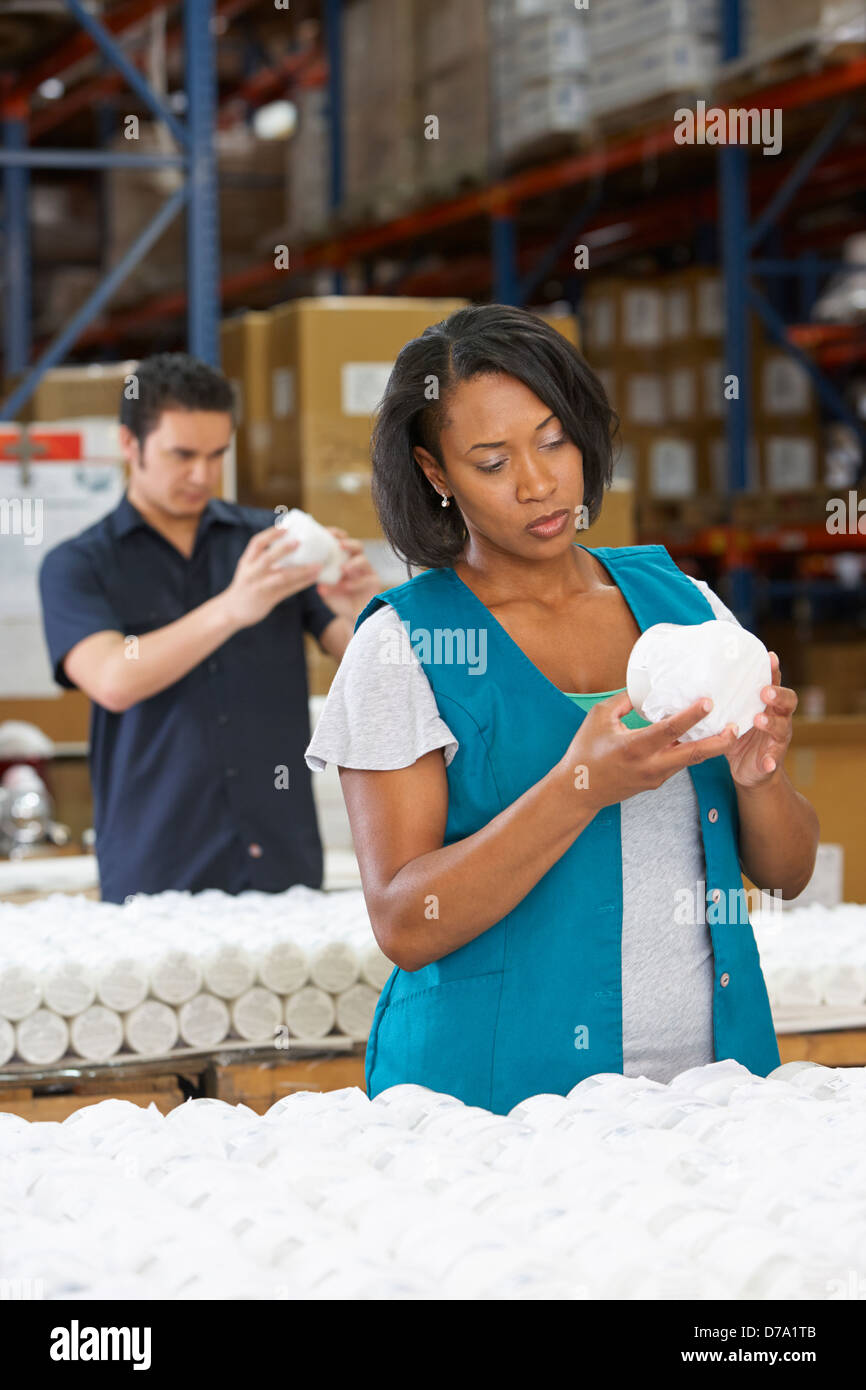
[120,352,236,446]
[370,303,619,571]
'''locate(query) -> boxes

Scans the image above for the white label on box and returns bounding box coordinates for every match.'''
[666,287,691,341]
[622,289,664,347]
[626,373,665,424]
[669,366,696,420]
[249,422,272,453]
[696,276,724,337]
[702,359,725,418]
[271,367,295,419]
[762,356,812,415]
[765,437,816,492]
[649,439,696,497]
[341,362,393,416]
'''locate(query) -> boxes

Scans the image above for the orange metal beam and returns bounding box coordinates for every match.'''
[62,53,866,345]
[9,0,172,103]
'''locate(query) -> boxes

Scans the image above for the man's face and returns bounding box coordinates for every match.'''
[123,408,233,518]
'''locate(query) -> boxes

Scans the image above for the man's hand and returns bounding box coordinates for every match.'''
[220,526,324,630]
[725,651,797,789]
[315,527,385,621]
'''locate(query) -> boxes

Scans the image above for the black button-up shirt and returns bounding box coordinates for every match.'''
[39,494,336,903]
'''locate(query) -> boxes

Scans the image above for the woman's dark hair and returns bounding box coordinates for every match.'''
[370,303,618,571]
[119,352,236,447]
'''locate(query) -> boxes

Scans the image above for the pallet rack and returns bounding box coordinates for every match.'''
[1,0,865,632]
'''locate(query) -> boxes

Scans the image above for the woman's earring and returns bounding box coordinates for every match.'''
[440,493,450,508]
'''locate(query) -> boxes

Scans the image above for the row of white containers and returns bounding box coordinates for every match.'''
[0,886,391,1067]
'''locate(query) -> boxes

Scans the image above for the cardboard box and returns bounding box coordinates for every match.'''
[754,346,819,430]
[30,361,138,422]
[801,641,866,716]
[588,0,719,54]
[580,482,636,548]
[588,32,719,117]
[415,0,488,76]
[535,309,581,348]
[220,313,279,499]
[705,433,761,494]
[262,296,468,533]
[761,434,820,493]
[623,370,667,426]
[416,60,490,186]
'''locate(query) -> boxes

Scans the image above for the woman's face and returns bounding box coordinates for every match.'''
[415,372,586,561]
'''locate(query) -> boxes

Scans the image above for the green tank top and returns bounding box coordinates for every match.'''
[565,686,651,731]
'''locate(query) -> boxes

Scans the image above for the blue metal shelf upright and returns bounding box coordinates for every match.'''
[718,0,866,627]
[0,0,221,420]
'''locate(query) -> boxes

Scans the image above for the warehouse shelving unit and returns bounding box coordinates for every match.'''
[2,0,865,634]
[0,0,224,420]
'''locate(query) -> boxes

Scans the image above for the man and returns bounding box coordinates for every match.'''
[39,352,383,903]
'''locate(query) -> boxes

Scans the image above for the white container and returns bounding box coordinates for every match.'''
[256,940,309,995]
[0,963,43,1021]
[0,1015,15,1066]
[178,993,231,1050]
[202,944,256,1000]
[309,941,360,994]
[124,1000,179,1057]
[15,1008,69,1065]
[94,956,149,1013]
[43,960,97,1018]
[70,1005,124,1063]
[626,620,771,741]
[230,987,282,1043]
[270,509,344,584]
[149,950,203,1006]
[334,983,379,1042]
[359,941,393,992]
[284,987,336,1040]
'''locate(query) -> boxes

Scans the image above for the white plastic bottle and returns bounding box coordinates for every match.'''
[149,949,203,1006]
[359,941,393,992]
[94,954,149,1012]
[43,958,97,1018]
[0,962,43,1020]
[334,983,379,1042]
[283,986,336,1040]
[309,940,360,994]
[231,987,283,1043]
[124,1000,179,1056]
[70,1005,124,1063]
[178,993,231,1049]
[15,1008,69,1065]
[202,943,256,1000]
[256,939,309,995]
[0,1015,15,1066]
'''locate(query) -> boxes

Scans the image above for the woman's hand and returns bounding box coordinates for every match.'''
[561,691,739,817]
[316,527,384,620]
[725,652,797,789]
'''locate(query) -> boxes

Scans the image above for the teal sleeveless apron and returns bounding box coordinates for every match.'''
[353,542,780,1114]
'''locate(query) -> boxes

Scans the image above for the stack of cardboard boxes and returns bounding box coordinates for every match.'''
[586,0,720,124]
[489,0,590,169]
[106,125,288,309]
[220,297,469,535]
[581,268,825,532]
[414,0,490,194]
[341,0,418,222]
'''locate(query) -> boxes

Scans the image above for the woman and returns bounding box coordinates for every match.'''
[306,304,819,1116]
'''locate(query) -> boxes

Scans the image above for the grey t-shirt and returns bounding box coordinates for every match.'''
[305,576,741,1083]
